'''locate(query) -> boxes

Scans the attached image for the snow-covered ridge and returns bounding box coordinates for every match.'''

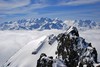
[2,27,100,67]
[0,17,100,30]
[3,34,57,67]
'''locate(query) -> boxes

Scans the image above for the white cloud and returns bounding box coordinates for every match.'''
[60,0,100,6]
[0,0,100,10]
[0,0,30,10]
[0,0,99,15]
[0,3,47,15]
[0,0,100,22]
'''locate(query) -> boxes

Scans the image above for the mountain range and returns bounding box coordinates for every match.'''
[0,17,99,30]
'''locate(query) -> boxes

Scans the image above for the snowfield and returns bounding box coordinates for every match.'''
[0,29,100,67]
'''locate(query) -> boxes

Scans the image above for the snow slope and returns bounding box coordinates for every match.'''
[0,31,38,67]
[0,30,63,67]
[0,29,100,67]
[3,35,58,67]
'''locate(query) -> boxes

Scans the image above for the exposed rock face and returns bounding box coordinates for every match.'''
[37,26,99,67]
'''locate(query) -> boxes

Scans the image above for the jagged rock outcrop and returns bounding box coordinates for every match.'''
[37,26,99,67]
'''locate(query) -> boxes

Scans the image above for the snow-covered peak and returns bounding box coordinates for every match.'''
[0,17,99,30]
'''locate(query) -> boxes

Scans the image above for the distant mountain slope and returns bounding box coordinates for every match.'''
[64,20,100,30]
[0,17,99,30]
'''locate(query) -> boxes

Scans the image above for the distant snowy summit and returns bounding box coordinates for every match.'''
[0,17,100,30]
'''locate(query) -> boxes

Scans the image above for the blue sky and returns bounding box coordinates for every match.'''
[0,0,100,22]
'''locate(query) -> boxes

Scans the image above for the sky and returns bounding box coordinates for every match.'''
[0,0,100,22]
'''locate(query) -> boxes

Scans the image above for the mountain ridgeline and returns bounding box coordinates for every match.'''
[0,17,100,30]
[2,26,100,67]
[36,26,99,67]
